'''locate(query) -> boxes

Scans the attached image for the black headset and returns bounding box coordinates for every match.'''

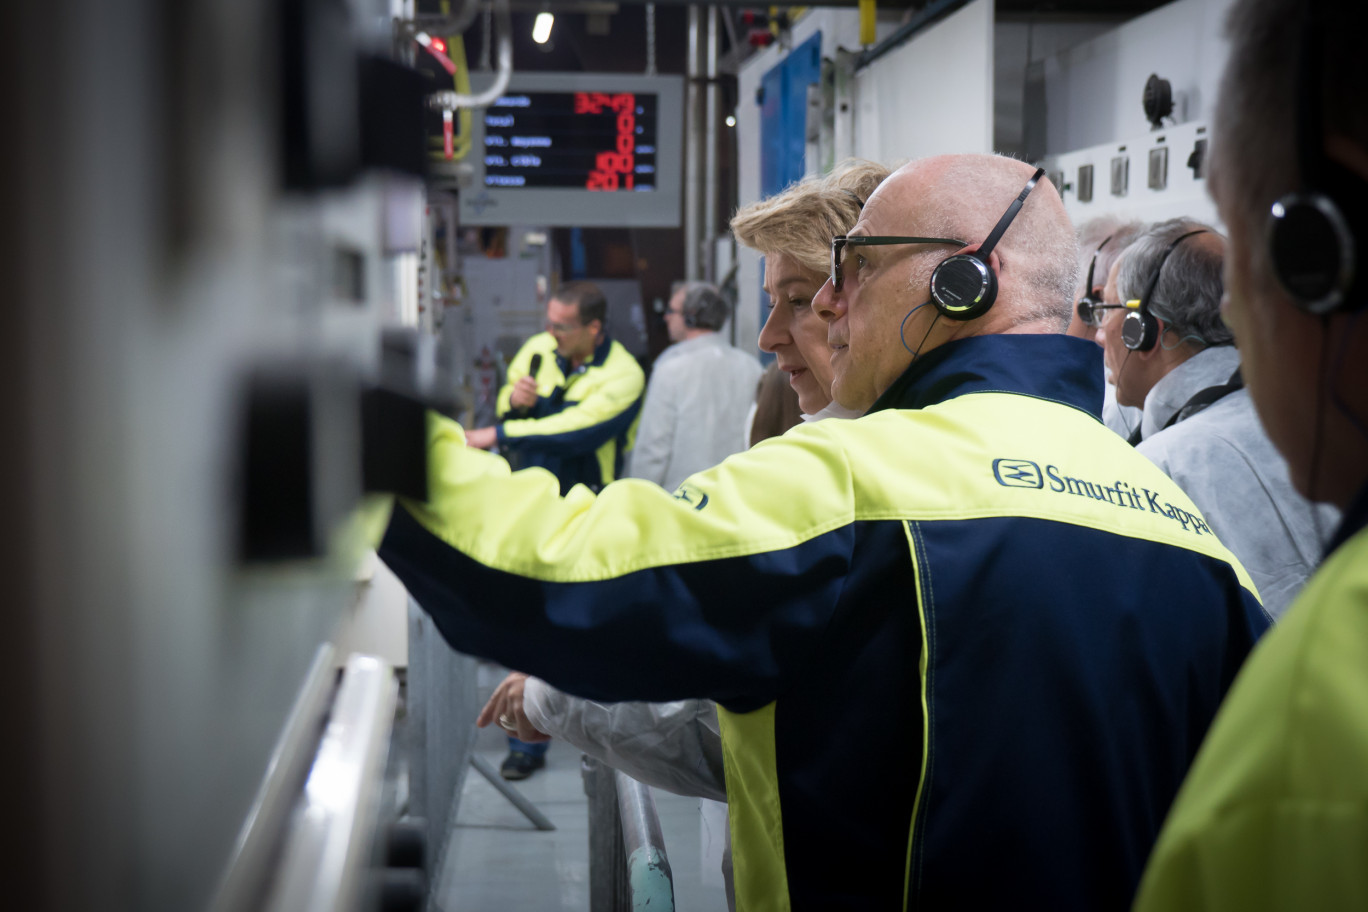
[1076,233,1115,326]
[930,167,1046,322]
[1122,229,1209,352]
[1266,0,1367,315]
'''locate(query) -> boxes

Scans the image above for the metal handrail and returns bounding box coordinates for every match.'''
[584,756,675,912]
[615,771,675,909]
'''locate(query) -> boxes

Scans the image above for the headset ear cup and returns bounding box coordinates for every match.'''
[1267,193,1355,314]
[1121,309,1157,351]
[930,255,997,322]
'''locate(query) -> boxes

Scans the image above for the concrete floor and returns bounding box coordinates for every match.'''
[430,668,730,912]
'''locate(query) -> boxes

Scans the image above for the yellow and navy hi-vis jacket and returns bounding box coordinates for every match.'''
[378,333,1269,911]
[495,331,645,493]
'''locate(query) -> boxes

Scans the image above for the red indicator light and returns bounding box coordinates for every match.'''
[430,37,447,53]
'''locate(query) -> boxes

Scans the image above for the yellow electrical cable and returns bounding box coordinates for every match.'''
[448,33,473,161]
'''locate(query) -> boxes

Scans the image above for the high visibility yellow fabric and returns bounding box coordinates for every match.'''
[1133,524,1368,912]
[716,703,792,912]
[494,331,644,491]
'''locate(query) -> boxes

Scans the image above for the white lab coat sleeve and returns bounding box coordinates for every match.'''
[522,676,727,802]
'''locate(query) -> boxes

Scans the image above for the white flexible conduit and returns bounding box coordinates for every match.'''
[427,0,512,110]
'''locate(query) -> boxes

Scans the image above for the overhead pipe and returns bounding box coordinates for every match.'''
[855,0,969,70]
[395,0,485,42]
[685,5,703,280]
[704,4,719,280]
[427,0,513,110]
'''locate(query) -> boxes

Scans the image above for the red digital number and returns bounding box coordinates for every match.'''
[584,93,638,191]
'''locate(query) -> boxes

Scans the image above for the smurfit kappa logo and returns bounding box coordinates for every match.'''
[671,482,709,511]
[990,456,1216,537]
[993,458,1044,488]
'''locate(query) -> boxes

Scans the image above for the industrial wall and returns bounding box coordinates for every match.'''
[730,0,1240,356]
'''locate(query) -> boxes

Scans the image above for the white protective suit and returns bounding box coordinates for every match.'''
[1136,345,1339,619]
[522,677,727,801]
[627,333,763,492]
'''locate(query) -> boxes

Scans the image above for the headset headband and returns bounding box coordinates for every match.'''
[979,168,1045,261]
[1086,233,1114,294]
[1137,229,1208,318]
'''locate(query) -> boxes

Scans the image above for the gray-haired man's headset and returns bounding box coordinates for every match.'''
[1267,0,1367,315]
[1121,229,1210,352]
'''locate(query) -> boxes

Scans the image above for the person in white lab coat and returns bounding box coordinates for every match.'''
[1095,218,1337,618]
[626,282,762,492]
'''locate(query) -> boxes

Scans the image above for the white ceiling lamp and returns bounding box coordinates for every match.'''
[532,10,555,44]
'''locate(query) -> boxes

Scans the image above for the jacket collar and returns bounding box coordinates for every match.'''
[556,333,614,376]
[1139,345,1242,440]
[868,333,1104,419]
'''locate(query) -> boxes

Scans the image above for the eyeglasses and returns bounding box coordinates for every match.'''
[1076,299,1129,327]
[830,235,968,291]
[547,319,587,333]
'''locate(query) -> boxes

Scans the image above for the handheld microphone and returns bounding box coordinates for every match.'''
[515,354,543,417]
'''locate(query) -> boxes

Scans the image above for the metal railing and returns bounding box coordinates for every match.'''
[583,756,676,912]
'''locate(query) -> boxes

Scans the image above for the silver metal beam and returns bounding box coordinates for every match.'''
[468,754,557,831]
[704,4,719,281]
[685,5,704,279]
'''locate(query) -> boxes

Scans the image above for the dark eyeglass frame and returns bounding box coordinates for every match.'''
[1077,301,1127,326]
[830,235,968,291]
[1075,233,1114,327]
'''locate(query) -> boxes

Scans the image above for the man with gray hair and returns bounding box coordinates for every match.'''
[1069,217,1146,436]
[628,281,761,491]
[1096,218,1335,618]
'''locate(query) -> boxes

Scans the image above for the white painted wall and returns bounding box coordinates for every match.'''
[734,9,892,355]
[853,0,995,165]
[1038,0,1238,227]
[1041,0,1236,154]
[732,3,995,356]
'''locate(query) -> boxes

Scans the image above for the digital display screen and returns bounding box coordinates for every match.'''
[481,92,658,192]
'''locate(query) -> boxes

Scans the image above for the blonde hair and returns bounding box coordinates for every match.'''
[729,159,891,274]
